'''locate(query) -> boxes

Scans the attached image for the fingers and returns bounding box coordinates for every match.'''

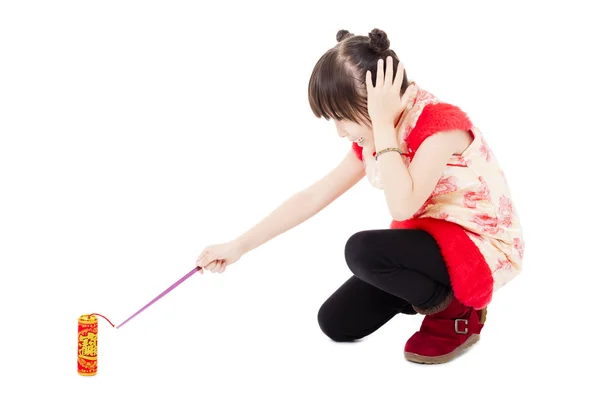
[393,59,405,91]
[366,70,373,91]
[403,83,418,110]
[196,248,214,268]
[200,259,227,273]
[368,57,398,92]
[375,58,384,87]
[385,56,394,86]
[196,246,228,275]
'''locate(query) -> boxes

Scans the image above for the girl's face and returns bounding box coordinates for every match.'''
[334,119,374,147]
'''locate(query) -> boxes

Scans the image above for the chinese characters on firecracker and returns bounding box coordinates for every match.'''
[79,332,97,357]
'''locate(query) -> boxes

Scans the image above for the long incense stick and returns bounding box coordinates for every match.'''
[116,266,200,329]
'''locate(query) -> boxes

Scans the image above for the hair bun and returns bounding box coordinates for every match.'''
[336,29,354,42]
[368,28,390,52]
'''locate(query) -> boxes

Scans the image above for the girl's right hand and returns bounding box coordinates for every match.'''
[196,240,246,274]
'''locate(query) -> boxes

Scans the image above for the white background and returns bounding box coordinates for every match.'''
[1,0,598,406]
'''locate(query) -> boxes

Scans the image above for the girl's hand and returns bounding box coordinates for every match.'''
[196,240,245,274]
[366,56,417,129]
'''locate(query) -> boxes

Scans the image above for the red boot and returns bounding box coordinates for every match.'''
[404,293,486,364]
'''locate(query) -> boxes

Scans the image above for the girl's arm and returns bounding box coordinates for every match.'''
[375,126,472,220]
[235,149,365,253]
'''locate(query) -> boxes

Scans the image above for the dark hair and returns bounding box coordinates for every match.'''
[308,28,412,127]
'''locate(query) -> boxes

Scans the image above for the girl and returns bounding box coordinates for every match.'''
[196,28,524,364]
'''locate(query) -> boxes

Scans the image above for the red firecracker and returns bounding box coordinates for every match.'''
[77,313,114,376]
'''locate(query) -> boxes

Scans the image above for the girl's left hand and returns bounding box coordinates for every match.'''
[366,56,417,128]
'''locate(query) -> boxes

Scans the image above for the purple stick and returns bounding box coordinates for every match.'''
[116,266,200,329]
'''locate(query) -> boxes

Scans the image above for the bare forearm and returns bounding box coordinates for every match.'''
[234,191,320,253]
[373,123,413,220]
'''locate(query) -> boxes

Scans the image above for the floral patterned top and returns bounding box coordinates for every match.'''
[352,84,524,306]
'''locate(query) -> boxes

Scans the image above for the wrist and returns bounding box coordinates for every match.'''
[234,235,252,254]
[372,122,397,145]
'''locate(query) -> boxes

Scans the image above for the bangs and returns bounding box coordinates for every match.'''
[308,50,369,126]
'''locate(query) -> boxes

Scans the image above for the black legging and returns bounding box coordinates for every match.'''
[317,229,451,342]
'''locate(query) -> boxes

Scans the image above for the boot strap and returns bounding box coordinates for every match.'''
[455,319,469,334]
[422,317,471,335]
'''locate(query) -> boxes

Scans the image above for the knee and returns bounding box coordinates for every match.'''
[344,231,375,276]
[317,300,358,342]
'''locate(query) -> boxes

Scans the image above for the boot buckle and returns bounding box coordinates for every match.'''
[455,319,468,334]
